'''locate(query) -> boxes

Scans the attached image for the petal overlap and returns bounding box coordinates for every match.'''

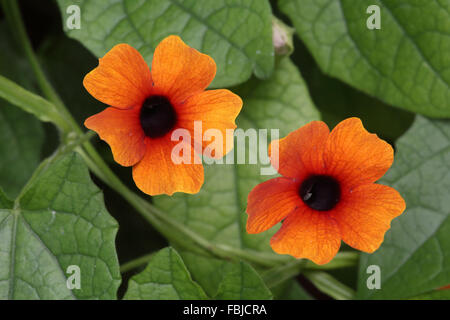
[246,177,302,234]
[84,44,153,109]
[270,207,341,265]
[85,106,145,166]
[132,136,204,196]
[151,36,216,104]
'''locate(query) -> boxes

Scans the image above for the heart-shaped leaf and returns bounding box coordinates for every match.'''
[279,0,450,117]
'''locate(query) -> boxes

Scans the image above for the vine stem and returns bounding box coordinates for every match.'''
[120,253,155,273]
[303,271,356,300]
[2,0,358,296]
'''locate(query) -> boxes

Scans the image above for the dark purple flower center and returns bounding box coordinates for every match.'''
[299,175,340,211]
[140,95,177,138]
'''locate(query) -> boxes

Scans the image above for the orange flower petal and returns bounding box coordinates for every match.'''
[324,118,393,189]
[270,207,341,265]
[84,107,145,166]
[246,177,302,234]
[132,136,204,196]
[177,89,243,158]
[83,44,152,109]
[331,184,406,253]
[151,36,216,104]
[269,121,329,180]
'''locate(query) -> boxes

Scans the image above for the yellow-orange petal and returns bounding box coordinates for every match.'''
[330,184,406,253]
[270,207,341,265]
[83,44,152,109]
[151,35,216,104]
[177,89,243,158]
[132,136,204,196]
[246,177,302,234]
[84,107,145,166]
[324,118,393,189]
[269,121,329,180]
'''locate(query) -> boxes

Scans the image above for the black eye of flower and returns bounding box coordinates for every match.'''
[140,95,177,138]
[299,175,341,211]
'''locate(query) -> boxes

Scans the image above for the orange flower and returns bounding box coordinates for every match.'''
[83,36,242,195]
[246,118,406,265]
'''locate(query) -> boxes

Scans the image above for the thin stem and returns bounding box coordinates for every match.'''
[0,75,70,132]
[262,259,306,289]
[120,253,155,273]
[1,0,65,110]
[303,271,356,300]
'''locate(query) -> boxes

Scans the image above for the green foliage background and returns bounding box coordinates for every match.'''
[0,0,448,300]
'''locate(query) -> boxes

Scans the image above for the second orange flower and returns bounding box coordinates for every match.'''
[246,118,406,265]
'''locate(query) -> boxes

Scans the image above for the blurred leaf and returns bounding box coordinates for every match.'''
[0,104,44,198]
[0,152,121,299]
[123,247,207,300]
[56,0,274,87]
[154,57,320,295]
[0,22,44,198]
[38,35,102,126]
[215,261,272,299]
[279,0,450,117]
[270,279,312,300]
[410,288,450,300]
[0,188,13,209]
[278,281,312,300]
[357,116,450,299]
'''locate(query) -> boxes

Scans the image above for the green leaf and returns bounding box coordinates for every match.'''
[0,22,44,198]
[215,261,272,300]
[0,104,44,198]
[357,116,450,299]
[410,288,450,300]
[0,188,13,209]
[275,281,312,300]
[304,271,355,300]
[123,247,208,300]
[0,152,121,299]
[154,57,320,294]
[279,0,450,117]
[56,0,274,87]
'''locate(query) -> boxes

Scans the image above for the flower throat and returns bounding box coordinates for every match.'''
[299,175,340,211]
[140,95,177,138]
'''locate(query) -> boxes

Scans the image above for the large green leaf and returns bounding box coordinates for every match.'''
[279,0,450,117]
[357,116,450,299]
[215,261,272,299]
[0,152,121,299]
[56,0,274,87]
[154,57,320,294]
[123,247,207,300]
[0,23,44,198]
